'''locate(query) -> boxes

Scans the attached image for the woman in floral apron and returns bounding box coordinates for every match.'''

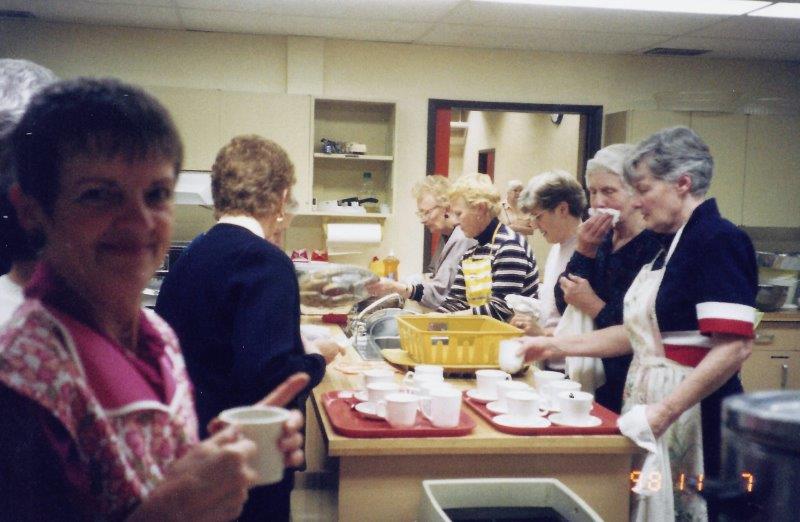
[517,126,758,521]
[438,173,540,321]
[0,78,306,520]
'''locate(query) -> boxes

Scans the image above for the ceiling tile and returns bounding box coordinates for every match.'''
[658,35,800,61]
[180,9,433,42]
[443,2,728,36]
[8,0,181,28]
[417,23,668,54]
[690,16,800,42]
[175,0,461,22]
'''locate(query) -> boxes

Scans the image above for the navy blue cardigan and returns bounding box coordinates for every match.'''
[156,224,325,438]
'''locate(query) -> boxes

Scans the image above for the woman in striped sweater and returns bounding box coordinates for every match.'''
[437,173,539,321]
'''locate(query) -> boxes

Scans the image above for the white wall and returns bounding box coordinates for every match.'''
[4,19,800,277]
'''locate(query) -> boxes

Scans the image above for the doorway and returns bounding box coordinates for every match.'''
[478,148,495,179]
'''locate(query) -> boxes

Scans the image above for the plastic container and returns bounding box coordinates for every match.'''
[396,315,522,365]
[369,256,385,277]
[384,251,399,281]
[359,171,379,212]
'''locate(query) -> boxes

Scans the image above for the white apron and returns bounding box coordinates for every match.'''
[621,227,707,522]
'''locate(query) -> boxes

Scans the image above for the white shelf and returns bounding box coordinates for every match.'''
[314,153,393,162]
[296,211,390,219]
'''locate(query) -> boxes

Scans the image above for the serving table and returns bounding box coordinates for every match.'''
[304,319,641,521]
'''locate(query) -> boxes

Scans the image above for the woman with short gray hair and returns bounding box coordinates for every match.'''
[518,126,757,520]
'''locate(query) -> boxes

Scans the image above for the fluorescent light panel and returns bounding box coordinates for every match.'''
[473,1,772,16]
[747,3,800,18]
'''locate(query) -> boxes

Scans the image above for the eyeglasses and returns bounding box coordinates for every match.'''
[530,211,545,222]
[415,206,440,219]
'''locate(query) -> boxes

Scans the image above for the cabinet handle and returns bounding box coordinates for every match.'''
[755,333,775,345]
[781,364,789,389]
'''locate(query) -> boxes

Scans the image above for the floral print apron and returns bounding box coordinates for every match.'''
[622,226,707,522]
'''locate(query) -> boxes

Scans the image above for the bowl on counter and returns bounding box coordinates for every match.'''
[756,284,789,312]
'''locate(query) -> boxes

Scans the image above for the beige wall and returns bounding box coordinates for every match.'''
[4,19,799,276]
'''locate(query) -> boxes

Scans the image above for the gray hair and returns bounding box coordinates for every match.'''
[519,170,586,217]
[623,126,713,197]
[0,59,58,141]
[412,174,451,207]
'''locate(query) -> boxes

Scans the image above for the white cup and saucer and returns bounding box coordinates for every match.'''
[542,379,581,412]
[548,391,602,427]
[486,380,531,415]
[403,365,445,387]
[354,381,401,419]
[374,392,420,428]
[532,369,565,393]
[493,390,551,428]
[419,387,463,428]
[353,368,396,402]
[466,369,511,403]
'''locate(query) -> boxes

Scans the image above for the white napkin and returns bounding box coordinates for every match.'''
[588,207,621,226]
[504,294,541,319]
[618,405,674,522]
[554,305,605,392]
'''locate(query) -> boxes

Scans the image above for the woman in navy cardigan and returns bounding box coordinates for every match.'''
[156,135,326,522]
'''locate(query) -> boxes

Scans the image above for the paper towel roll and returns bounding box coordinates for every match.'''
[325,223,382,245]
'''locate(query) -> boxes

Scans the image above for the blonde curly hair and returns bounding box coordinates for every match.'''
[412,174,451,206]
[448,172,502,217]
[211,135,296,220]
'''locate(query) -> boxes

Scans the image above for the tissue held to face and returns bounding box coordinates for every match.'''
[587,170,634,226]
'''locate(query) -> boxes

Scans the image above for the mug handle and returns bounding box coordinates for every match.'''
[419,396,433,422]
[402,371,415,384]
[375,400,388,419]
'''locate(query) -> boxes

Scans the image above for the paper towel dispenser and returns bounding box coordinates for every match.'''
[175,171,213,206]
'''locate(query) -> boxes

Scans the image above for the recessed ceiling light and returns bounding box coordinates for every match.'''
[747,3,800,19]
[472,0,772,16]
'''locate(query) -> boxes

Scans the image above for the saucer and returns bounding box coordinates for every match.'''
[486,401,509,415]
[493,414,551,429]
[353,390,369,402]
[354,402,383,420]
[466,389,497,403]
[548,413,602,427]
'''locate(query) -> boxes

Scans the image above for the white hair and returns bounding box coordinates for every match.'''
[0,59,58,140]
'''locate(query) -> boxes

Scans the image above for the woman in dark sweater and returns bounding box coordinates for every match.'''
[156,136,326,522]
[553,144,661,413]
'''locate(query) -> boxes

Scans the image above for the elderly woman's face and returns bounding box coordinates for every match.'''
[36,153,175,301]
[450,196,486,238]
[631,164,684,234]
[588,170,635,222]
[416,192,449,234]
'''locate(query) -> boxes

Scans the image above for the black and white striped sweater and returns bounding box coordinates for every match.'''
[437,219,539,321]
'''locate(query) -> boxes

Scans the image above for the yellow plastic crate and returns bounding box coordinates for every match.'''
[396,315,523,365]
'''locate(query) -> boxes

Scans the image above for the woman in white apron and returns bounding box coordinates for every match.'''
[437,173,539,322]
[516,127,758,521]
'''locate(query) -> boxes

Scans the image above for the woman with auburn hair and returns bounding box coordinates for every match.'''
[437,172,539,321]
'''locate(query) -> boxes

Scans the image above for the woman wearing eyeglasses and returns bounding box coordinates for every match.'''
[367,175,475,308]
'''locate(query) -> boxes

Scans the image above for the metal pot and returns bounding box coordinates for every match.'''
[703,391,800,520]
[755,284,788,312]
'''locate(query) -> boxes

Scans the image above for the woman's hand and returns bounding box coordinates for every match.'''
[366,278,409,298]
[575,213,613,258]
[516,335,562,363]
[559,274,605,318]
[305,337,346,364]
[133,426,257,522]
[509,314,545,336]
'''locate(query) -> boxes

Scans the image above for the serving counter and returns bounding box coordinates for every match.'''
[304,320,640,521]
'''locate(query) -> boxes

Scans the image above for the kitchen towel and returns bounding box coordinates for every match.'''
[325,223,382,245]
[618,404,674,522]
[554,305,605,393]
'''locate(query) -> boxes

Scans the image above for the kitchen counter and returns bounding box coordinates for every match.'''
[303,318,640,521]
[762,310,800,322]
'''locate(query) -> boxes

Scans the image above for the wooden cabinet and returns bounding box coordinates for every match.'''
[147,86,222,171]
[743,115,800,227]
[310,99,395,217]
[741,321,800,391]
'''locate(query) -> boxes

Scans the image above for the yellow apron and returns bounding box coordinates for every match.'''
[462,223,501,308]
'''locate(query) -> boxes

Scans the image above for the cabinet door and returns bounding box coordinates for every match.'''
[220,92,313,210]
[740,350,799,391]
[743,115,800,227]
[146,86,221,171]
[689,113,747,224]
[629,111,691,144]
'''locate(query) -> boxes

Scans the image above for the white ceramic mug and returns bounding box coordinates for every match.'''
[414,380,455,398]
[218,406,291,486]
[420,387,462,428]
[495,380,531,409]
[362,368,395,388]
[475,369,511,398]
[532,370,565,392]
[545,379,581,409]
[404,365,444,385]
[376,392,420,428]
[558,390,594,422]
[498,339,525,374]
[367,381,401,404]
[505,390,547,420]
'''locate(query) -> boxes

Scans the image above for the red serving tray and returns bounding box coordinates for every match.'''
[464,394,620,436]
[321,391,476,438]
